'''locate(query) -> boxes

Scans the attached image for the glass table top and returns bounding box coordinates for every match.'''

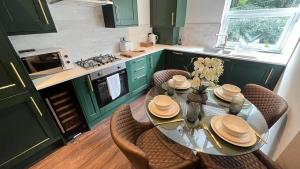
[144,86,269,156]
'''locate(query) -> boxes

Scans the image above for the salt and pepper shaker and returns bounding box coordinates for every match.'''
[167,85,175,96]
[229,95,245,115]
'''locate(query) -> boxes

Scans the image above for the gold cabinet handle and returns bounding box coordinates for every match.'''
[30,97,43,117]
[10,62,26,88]
[171,12,174,26]
[38,0,49,25]
[0,83,16,90]
[87,76,94,92]
[265,68,274,85]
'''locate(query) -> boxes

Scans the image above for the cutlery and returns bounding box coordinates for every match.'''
[154,119,184,126]
[202,123,222,149]
[249,125,267,144]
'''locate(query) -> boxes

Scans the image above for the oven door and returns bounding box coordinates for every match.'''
[21,52,63,79]
[92,69,129,108]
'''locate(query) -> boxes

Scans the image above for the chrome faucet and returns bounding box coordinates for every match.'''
[216,34,228,51]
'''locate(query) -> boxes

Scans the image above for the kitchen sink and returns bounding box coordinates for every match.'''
[203,48,232,55]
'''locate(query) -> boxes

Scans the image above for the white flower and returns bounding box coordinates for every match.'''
[191,56,224,87]
[204,57,211,67]
[191,76,201,87]
[197,57,205,63]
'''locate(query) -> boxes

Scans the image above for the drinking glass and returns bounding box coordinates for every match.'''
[229,95,245,115]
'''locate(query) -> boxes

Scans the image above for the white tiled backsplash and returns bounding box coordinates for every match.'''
[181,23,221,48]
[8,2,151,62]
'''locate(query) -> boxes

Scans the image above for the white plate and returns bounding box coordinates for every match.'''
[210,116,257,147]
[148,100,180,118]
[168,79,191,90]
[214,87,244,102]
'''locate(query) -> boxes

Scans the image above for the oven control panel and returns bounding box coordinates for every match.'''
[89,62,126,80]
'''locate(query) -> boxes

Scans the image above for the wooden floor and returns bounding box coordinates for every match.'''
[30,95,148,169]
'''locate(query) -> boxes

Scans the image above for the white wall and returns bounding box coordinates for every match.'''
[181,0,225,47]
[9,0,151,62]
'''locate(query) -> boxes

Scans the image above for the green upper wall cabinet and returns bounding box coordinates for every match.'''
[0,0,56,35]
[150,0,187,45]
[150,0,187,28]
[102,0,138,28]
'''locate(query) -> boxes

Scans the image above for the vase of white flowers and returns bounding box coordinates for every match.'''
[187,57,224,103]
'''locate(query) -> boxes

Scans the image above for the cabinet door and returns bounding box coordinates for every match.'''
[166,51,195,71]
[229,60,274,89]
[148,51,164,83]
[0,31,32,100]
[0,93,54,169]
[151,0,186,28]
[0,0,56,35]
[114,0,138,26]
[72,76,101,128]
[175,0,187,27]
[151,0,176,27]
[126,57,149,95]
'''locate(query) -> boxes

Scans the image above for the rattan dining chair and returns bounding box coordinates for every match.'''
[153,69,191,87]
[110,104,198,169]
[196,84,288,169]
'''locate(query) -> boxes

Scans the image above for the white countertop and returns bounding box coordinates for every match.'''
[32,44,289,90]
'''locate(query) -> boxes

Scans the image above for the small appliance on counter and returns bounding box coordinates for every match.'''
[119,37,133,52]
[148,33,158,45]
[20,48,74,79]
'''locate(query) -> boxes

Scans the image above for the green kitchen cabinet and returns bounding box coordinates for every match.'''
[0,0,56,35]
[165,50,196,71]
[220,59,285,90]
[165,50,285,90]
[72,75,131,128]
[151,0,187,28]
[0,26,61,168]
[0,92,59,169]
[153,27,180,45]
[102,0,138,28]
[148,51,165,83]
[72,76,101,128]
[0,32,36,100]
[151,0,187,45]
[126,56,149,95]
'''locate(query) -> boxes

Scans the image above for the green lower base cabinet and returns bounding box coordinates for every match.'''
[72,76,101,128]
[72,51,165,128]
[165,50,285,90]
[0,92,61,169]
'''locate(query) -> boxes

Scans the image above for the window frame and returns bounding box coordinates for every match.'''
[217,0,300,53]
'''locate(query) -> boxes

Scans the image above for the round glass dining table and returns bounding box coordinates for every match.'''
[144,86,269,156]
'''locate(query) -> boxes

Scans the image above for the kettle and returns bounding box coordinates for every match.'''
[148,33,158,45]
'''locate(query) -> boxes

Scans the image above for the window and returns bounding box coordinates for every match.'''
[218,0,300,53]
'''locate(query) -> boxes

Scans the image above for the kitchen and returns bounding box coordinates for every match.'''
[0,0,300,169]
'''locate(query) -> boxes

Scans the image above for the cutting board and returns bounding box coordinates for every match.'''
[120,50,145,58]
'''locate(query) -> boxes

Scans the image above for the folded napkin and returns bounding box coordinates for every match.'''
[106,73,121,100]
